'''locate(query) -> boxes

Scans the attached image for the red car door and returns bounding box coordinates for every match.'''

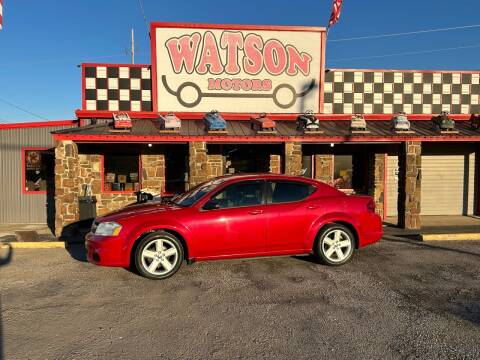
[191,180,268,258]
[265,180,321,252]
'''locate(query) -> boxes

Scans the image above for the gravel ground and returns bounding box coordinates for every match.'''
[0,237,479,360]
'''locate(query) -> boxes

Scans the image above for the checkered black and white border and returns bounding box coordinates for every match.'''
[323,71,480,114]
[83,65,152,112]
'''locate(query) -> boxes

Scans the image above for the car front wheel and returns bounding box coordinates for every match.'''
[314,224,354,266]
[134,231,184,279]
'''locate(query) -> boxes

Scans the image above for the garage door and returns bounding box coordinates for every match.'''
[421,154,476,215]
[386,155,399,217]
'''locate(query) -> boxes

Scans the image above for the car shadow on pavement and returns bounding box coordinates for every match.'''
[60,219,93,263]
[0,243,13,267]
[383,235,480,258]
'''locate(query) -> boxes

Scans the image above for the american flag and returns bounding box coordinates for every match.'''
[0,0,3,30]
[328,0,343,28]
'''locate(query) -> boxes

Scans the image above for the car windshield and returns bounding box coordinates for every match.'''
[169,178,228,207]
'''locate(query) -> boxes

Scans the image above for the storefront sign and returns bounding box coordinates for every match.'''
[151,23,326,114]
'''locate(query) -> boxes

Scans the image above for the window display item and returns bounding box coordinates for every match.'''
[391,112,412,133]
[297,110,321,133]
[204,110,227,132]
[350,114,368,132]
[159,112,181,132]
[129,172,139,182]
[106,173,116,183]
[111,183,122,191]
[250,113,276,132]
[112,112,132,129]
[432,111,457,133]
[469,114,480,130]
[117,175,127,183]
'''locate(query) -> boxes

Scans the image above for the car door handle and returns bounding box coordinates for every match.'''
[248,210,264,215]
[306,205,320,210]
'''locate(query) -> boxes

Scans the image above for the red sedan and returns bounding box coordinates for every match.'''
[85,174,383,279]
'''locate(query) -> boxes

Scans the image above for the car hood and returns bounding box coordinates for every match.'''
[97,202,183,223]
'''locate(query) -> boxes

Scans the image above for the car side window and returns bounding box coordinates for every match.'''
[210,181,264,209]
[268,181,316,204]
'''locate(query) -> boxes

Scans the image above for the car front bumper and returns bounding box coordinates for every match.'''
[85,232,129,267]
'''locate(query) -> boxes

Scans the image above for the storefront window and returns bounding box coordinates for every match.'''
[333,155,353,190]
[103,155,140,192]
[23,149,47,193]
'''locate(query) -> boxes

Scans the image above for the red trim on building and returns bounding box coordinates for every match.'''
[150,25,159,114]
[327,68,480,74]
[82,63,150,68]
[74,110,473,122]
[383,153,387,220]
[21,147,48,195]
[53,133,480,144]
[150,21,326,32]
[75,110,159,119]
[81,64,86,111]
[0,120,77,130]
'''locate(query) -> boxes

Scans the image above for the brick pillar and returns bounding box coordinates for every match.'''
[284,142,302,176]
[189,142,208,188]
[141,154,166,193]
[314,155,334,184]
[369,153,386,219]
[269,154,281,174]
[55,140,79,237]
[399,141,422,229]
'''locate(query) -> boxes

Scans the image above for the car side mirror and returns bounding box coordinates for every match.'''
[203,199,220,210]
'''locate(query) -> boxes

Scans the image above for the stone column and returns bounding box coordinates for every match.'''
[369,153,386,219]
[284,142,302,176]
[314,155,334,184]
[398,141,422,229]
[189,142,208,187]
[269,154,281,174]
[141,154,165,193]
[55,140,79,237]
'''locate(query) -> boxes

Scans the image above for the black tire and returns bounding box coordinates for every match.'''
[314,224,355,266]
[134,231,184,280]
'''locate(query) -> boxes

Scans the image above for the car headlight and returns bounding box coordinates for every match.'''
[95,221,122,236]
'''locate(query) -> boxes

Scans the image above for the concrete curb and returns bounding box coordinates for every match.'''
[420,233,480,241]
[0,242,66,249]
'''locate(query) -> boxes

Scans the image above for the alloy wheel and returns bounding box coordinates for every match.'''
[321,229,353,263]
[141,238,179,276]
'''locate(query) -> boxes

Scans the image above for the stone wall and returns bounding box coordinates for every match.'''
[55,140,79,236]
[269,155,281,174]
[284,142,302,176]
[369,153,386,219]
[399,141,422,229]
[141,154,165,194]
[314,155,333,184]
[77,154,139,217]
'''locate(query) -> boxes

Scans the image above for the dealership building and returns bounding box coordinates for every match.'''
[1,22,480,236]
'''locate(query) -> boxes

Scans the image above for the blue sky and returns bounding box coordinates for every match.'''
[0,0,479,123]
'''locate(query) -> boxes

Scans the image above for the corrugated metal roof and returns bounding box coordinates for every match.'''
[52,119,480,139]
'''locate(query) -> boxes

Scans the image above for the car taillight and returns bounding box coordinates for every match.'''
[367,199,376,213]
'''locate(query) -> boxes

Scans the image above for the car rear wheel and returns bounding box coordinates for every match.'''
[134,231,184,279]
[314,224,354,266]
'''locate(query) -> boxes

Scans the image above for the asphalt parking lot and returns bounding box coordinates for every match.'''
[1,237,479,360]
